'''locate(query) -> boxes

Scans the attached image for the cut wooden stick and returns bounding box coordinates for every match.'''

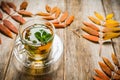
[65,15,74,26]
[60,11,68,22]
[18,10,33,17]
[81,26,99,36]
[3,19,18,34]
[82,34,99,43]
[11,15,26,24]
[83,22,99,31]
[0,24,13,38]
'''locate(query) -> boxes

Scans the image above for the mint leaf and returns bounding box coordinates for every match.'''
[34,32,41,41]
[34,29,52,44]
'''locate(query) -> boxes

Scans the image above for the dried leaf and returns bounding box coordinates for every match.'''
[53,23,66,28]
[83,22,99,31]
[93,53,120,80]
[65,15,74,26]
[93,76,102,80]
[116,69,120,75]
[82,34,99,43]
[81,26,99,36]
[112,53,119,66]
[0,11,3,20]
[46,19,59,25]
[51,6,58,14]
[112,73,120,79]
[88,16,101,25]
[20,1,28,10]
[48,19,59,24]
[18,10,33,17]
[50,19,59,24]
[95,69,110,80]
[103,32,120,40]
[36,12,50,16]
[103,27,120,33]
[98,62,112,77]
[6,2,16,11]
[94,11,104,21]
[104,19,119,27]
[45,4,51,13]
[3,19,18,34]
[106,13,114,20]
[1,1,11,15]
[42,16,55,20]
[60,11,68,22]
[11,15,26,24]
[102,57,114,71]
[55,8,61,18]
[0,24,13,38]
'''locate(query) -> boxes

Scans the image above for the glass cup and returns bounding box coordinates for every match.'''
[19,19,55,61]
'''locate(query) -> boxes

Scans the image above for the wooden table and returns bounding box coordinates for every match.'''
[0,0,120,80]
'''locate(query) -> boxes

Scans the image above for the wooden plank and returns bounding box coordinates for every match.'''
[102,0,120,60]
[0,0,19,79]
[1,0,119,80]
[5,0,65,80]
[64,0,114,80]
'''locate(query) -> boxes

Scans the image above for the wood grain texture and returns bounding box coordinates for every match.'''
[102,0,120,60]
[0,10,19,80]
[0,0,119,80]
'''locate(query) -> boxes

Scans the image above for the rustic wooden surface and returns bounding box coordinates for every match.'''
[0,0,120,80]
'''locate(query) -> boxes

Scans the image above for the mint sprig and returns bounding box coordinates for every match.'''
[34,29,52,44]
